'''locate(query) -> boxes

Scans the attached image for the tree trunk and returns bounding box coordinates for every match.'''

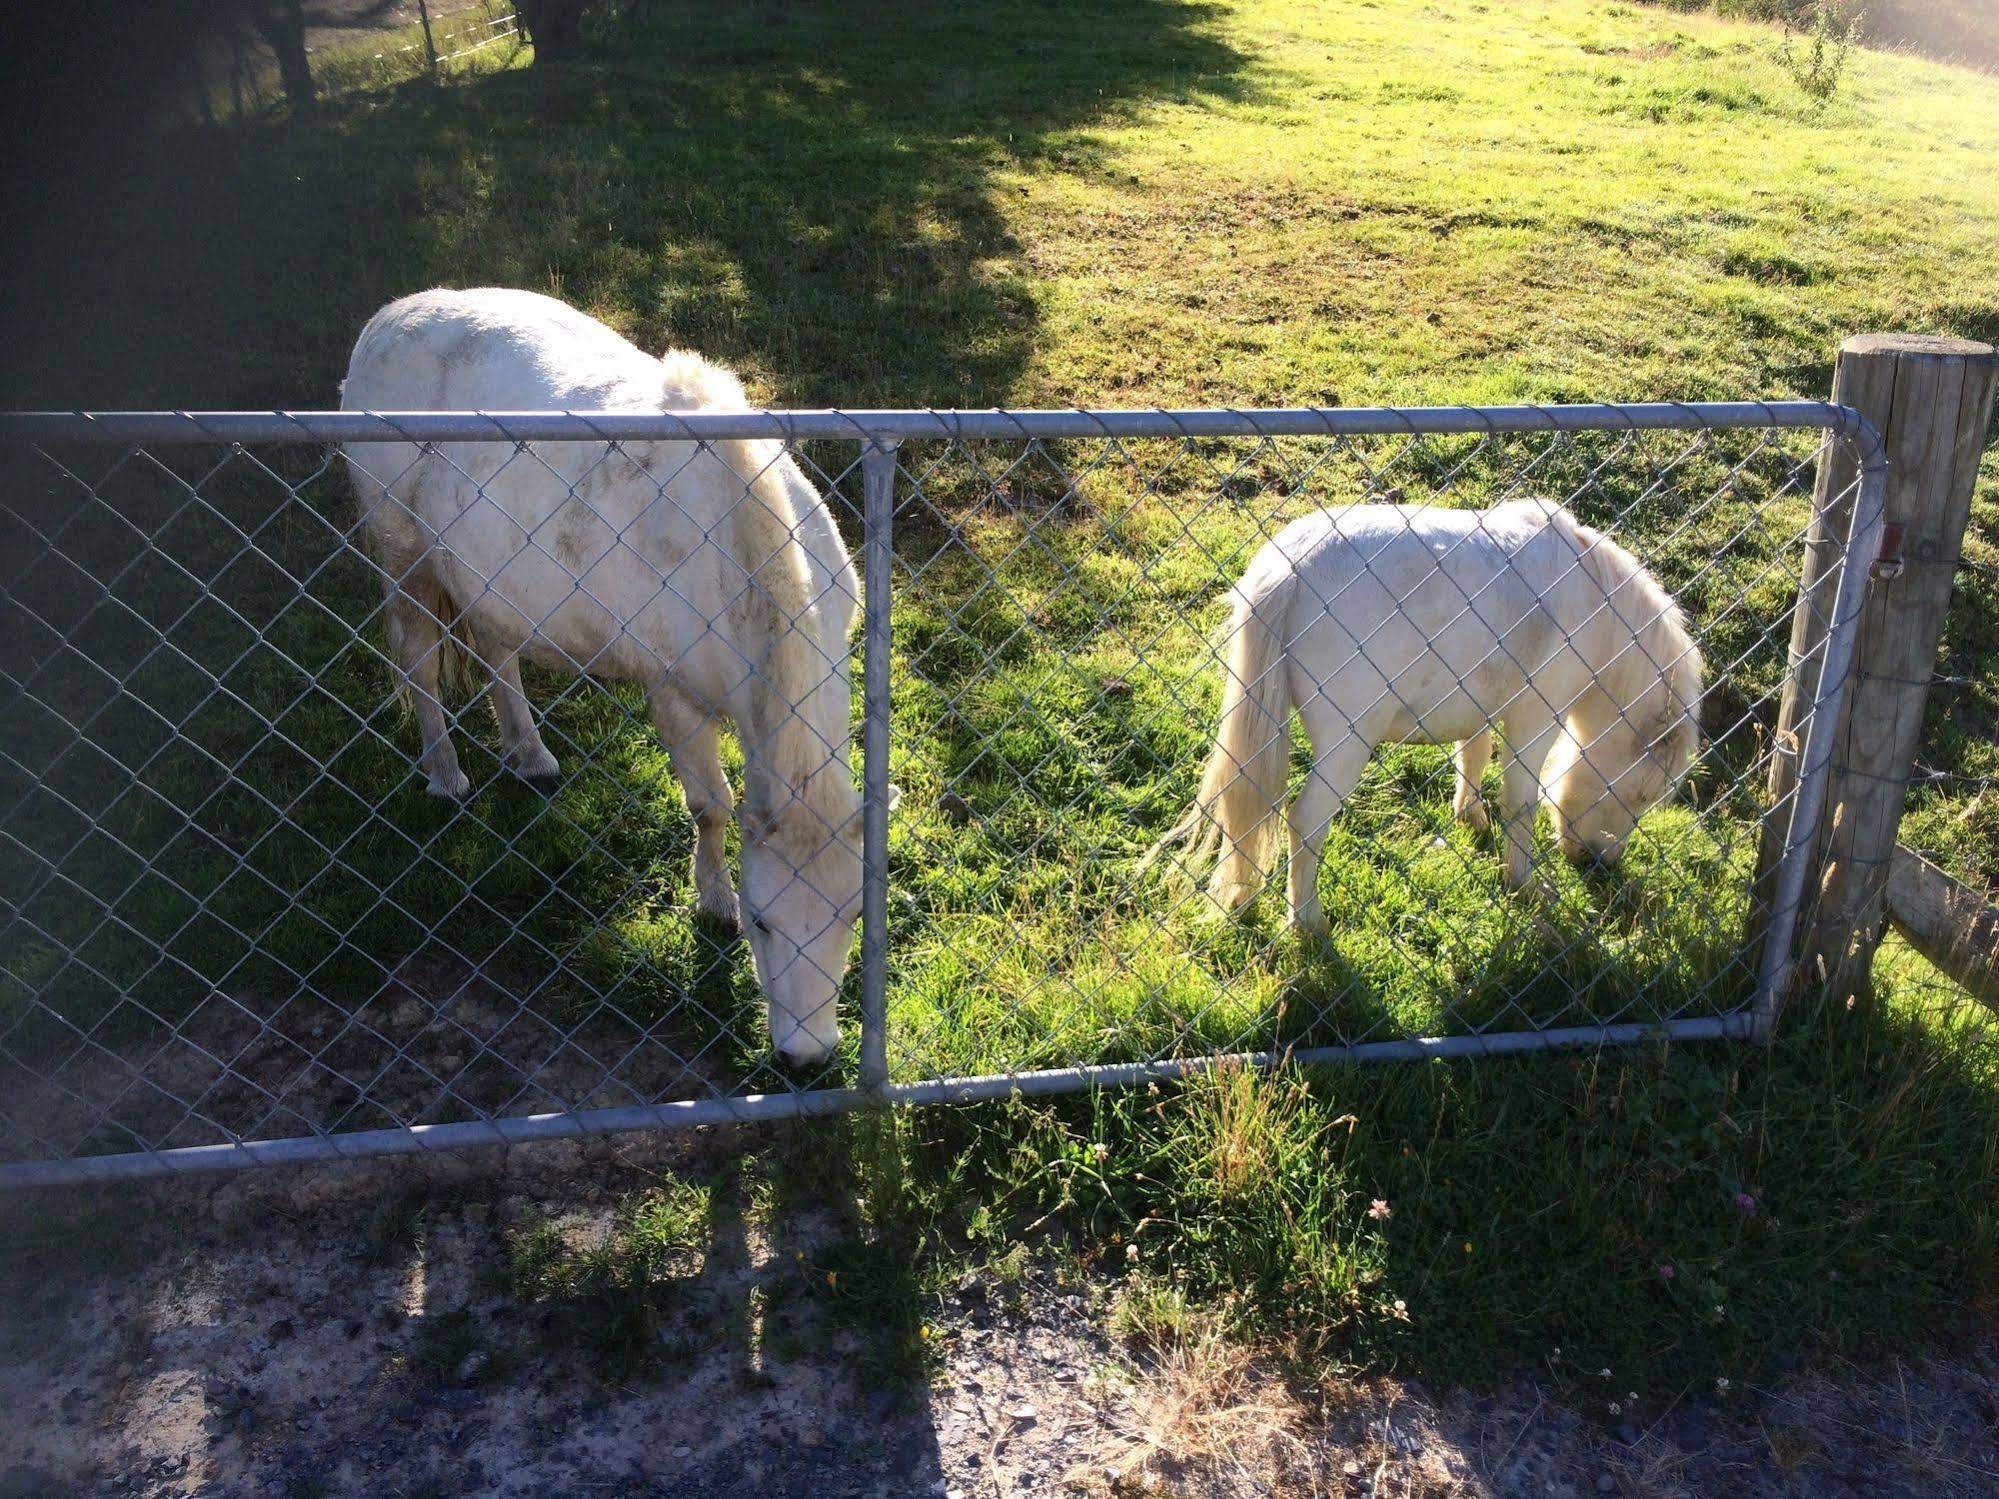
[249,0,316,118]
[518,0,588,64]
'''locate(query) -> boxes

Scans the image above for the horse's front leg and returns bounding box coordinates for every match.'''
[1498,716,1561,898]
[649,688,739,927]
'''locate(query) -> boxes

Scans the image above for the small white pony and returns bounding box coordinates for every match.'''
[1151,498,1703,930]
[340,287,883,1064]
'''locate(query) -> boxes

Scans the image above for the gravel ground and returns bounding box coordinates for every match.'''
[3,1134,1998,1499]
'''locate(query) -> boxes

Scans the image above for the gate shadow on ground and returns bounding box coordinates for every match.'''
[0,1121,952,1496]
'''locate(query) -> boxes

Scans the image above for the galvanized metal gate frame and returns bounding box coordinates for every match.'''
[0,401,1887,1186]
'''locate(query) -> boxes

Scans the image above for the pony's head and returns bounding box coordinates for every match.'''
[738,798,858,1067]
[1542,509,1704,867]
[737,780,897,1065]
[1545,690,1701,866]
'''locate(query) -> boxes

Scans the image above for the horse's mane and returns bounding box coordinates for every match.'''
[1541,503,1704,748]
[664,354,858,835]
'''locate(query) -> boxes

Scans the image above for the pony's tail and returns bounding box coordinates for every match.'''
[1142,581,1294,911]
[388,572,478,709]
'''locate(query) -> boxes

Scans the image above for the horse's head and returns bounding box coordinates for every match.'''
[737,782,898,1065]
[1546,695,1701,868]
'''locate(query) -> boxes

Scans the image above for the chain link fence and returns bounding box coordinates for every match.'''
[0,403,1884,1186]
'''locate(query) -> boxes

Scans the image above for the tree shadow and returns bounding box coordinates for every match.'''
[0,0,1255,410]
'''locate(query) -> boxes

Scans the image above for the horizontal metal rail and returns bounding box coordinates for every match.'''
[0,1015,1753,1188]
[0,400,1883,459]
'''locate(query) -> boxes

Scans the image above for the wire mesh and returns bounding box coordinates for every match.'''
[0,405,1880,1185]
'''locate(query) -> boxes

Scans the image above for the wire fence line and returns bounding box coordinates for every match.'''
[0,403,1886,1187]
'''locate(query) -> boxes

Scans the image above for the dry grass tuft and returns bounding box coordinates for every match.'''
[1071,1305,1472,1498]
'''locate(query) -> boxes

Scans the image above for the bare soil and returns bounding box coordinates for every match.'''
[3,1136,1998,1499]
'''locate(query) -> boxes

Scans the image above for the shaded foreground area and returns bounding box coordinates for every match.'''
[3,1101,1997,1499]
[4,978,1999,1496]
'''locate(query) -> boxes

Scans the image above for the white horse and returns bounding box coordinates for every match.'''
[1151,498,1703,929]
[340,287,883,1064]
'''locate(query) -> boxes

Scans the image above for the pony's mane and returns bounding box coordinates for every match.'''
[710,433,858,835]
[1545,503,1704,743]
[665,345,856,836]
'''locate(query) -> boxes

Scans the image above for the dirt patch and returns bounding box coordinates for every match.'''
[1,954,737,1163]
[3,1142,1998,1498]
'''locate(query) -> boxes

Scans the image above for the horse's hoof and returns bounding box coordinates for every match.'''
[1508,877,1555,907]
[522,771,562,796]
[1290,911,1330,939]
[695,892,741,931]
[426,773,472,802]
[1455,800,1490,833]
[1206,879,1259,915]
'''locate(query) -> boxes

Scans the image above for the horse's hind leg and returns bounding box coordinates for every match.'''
[488,653,561,790]
[649,688,739,927]
[1498,715,1562,896]
[1285,737,1372,937]
[1453,730,1493,832]
[386,582,470,801]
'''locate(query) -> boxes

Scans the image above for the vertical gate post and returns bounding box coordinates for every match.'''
[1756,334,1997,1011]
[858,438,898,1091]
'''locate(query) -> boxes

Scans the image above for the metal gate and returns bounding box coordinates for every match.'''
[0,403,1885,1186]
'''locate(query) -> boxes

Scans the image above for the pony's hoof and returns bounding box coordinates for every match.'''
[521,771,562,796]
[1455,799,1490,833]
[1205,880,1259,916]
[1290,910,1330,938]
[1508,876,1555,906]
[426,772,472,802]
[696,890,741,930]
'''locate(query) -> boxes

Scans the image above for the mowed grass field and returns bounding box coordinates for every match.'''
[4,0,1999,1396]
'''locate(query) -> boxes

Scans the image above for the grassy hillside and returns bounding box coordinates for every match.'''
[3,0,1998,1399]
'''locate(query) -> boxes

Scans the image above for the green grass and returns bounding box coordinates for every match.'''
[346,962,1999,1401]
[2,0,1998,1397]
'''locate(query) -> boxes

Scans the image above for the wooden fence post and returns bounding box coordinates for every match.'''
[417,0,440,77]
[1755,333,1996,1007]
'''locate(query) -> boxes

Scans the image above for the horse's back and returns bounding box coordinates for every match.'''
[1260,501,1585,740]
[345,287,669,407]
[339,289,855,691]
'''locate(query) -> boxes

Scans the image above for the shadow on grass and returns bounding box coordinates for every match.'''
[0,0,1255,1152]
[854,980,1999,1402]
[0,0,1255,410]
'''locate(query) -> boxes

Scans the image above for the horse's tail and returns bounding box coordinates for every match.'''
[1143,575,1294,911]
[382,568,479,708]
[715,438,853,824]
